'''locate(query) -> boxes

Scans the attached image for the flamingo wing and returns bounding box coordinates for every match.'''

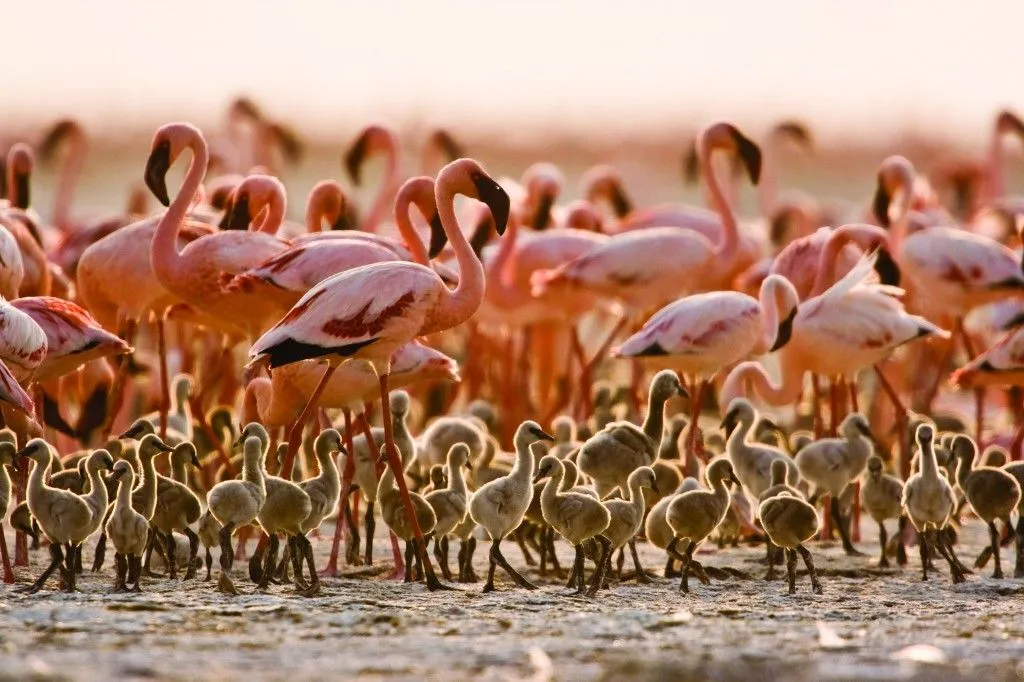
[249,262,437,368]
[614,292,760,358]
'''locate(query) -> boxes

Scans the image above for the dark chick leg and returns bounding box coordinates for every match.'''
[831,496,862,556]
[763,542,779,580]
[483,540,499,593]
[26,544,63,594]
[165,532,178,580]
[464,536,479,582]
[663,555,678,579]
[434,536,451,581]
[628,540,651,583]
[786,548,798,595]
[513,526,536,566]
[143,528,163,577]
[1015,516,1024,579]
[92,532,107,572]
[586,536,612,597]
[183,528,199,580]
[74,545,83,575]
[573,544,586,594]
[204,548,213,580]
[219,522,235,572]
[456,540,468,582]
[796,545,823,593]
[65,544,78,591]
[615,547,625,581]
[678,544,698,593]
[493,537,538,590]
[930,530,966,584]
[129,554,143,592]
[257,534,279,591]
[919,529,929,581]
[299,536,321,595]
[421,538,452,591]
[363,501,375,567]
[404,541,415,583]
[989,521,1003,579]
[877,522,889,568]
[896,516,908,566]
[113,552,127,592]
[546,528,564,577]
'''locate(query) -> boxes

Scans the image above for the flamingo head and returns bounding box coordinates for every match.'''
[145,123,204,207]
[523,162,564,231]
[873,156,916,228]
[581,164,633,218]
[699,122,762,185]
[5,143,34,209]
[439,159,511,237]
[227,174,285,231]
[344,124,397,186]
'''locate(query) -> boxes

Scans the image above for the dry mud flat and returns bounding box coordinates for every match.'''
[1,522,1023,682]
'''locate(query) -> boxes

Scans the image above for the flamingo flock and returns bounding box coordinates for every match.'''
[1,102,1024,605]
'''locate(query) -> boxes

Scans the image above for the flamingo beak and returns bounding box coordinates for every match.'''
[190,453,201,467]
[344,131,371,186]
[331,206,355,231]
[769,307,797,352]
[873,176,893,228]
[531,193,555,231]
[119,422,145,440]
[224,193,251,231]
[428,212,447,258]
[873,248,901,287]
[471,172,510,237]
[144,140,172,207]
[727,126,762,185]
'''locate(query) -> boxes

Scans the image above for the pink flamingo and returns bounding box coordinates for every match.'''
[248,158,508,588]
[874,155,1024,437]
[345,124,402,233]
[611,273,799,467]
[421,129,465,176]
[223,177,448,312]
[144,124,289,402]
[37,119,88,235]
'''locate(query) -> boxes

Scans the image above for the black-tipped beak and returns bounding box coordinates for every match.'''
[12,171,29,210]
[674,379,689,400]
[331,208,355,231]
[874,248,901,287]
[13,446,31,461]
[190,454,201,467]
[531,193,555,231]
[469,213,495,259]
[682,142,700,184]
[428,212,447,258]
[144,140,172,207]
[433,130,464,162]
[471,172,510,236]
[111,467,127,481]
[155,441,174,454]
[729,472,741,487]
[119,423,145,440]
[608,183,633,219]
[651,482,661,495]
[770,307,797,352]
[873,177,892,228]
[728,127,762,185]
[344,133,371,186]
[721,412,738,439]
[465,460,473,471]
[221,194,251,231]
[530,427,555,442]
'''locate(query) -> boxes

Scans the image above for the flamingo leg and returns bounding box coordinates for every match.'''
[156,316,170,440]
[955,319,985,445]
[377,372,438,589]
[1011,388,1024,462]
[579,315,629,383]
[684,379,707,470]
[100,317,138,439]
[920,329,959,414]
[811,374,824,439]
[874,365,910,479]
[324,409,357,577]
[0,521,13,583]
[277,365,337,482]
[13,435,27,567]
[848,378,860,414]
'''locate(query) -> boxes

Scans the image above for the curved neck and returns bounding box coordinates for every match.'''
[511,438,535,481]
[725,359,804,409]
[254,193,286,234]
[487,215,522,304]
[627,478,645,512]
[140,454,157,500]
[711,474,730,503]
[243,450,265,488]
[920,441,939,480]
[423,177,487,334]
[541,462,565,507]
[447,456,467,500]
[152,130,209,287]
[29,454,52,497]
[809,225,887,297]
[394,184,431,266]
[700,141,739,260]
[116,475,133,508]
[756,279,785,352]
[361,140,400,233]
[84,463,108,512]
[53,131,86,231]
[316,447,338,482]
[171,455,188,483]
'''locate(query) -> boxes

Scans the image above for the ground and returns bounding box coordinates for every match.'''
[1,516,1023,682]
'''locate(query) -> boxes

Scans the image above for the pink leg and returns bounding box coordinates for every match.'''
[100,318,138,439]
[811,375,824,439]
[848,379,860,414]
[156,316,170,440]
[13,454,27,567]
[850,480,862,543]
[278,365,338,482]
[874,365,910,479]
[684,379,707,470]
[956,320,985,445]
[819,495,833,541]
[322,409,357,577]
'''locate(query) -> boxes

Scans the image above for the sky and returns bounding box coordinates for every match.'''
[4,1,1024,142]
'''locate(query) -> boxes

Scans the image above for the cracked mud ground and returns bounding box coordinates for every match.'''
[1,520,1023,682]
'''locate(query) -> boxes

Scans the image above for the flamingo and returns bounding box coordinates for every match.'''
[421,129,465,176]
[953,326,1024,458]
[344,124,402,233]
[611,272,799,467]
[223,177,448,312]
[874,155,1024,438]
[248,157,509,580]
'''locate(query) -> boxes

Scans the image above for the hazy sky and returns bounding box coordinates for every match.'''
[5,1,1024,141]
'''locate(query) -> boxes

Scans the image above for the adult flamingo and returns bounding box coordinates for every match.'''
[345,124,402,233]
[952,326,1024,457]
[144,124,290,386]
[248,157,509,583]
[223,177,447,313]
[612,272,799,467]
[874,155,1024,437]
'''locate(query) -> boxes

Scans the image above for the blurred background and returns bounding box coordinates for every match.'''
[4,0,1024,217]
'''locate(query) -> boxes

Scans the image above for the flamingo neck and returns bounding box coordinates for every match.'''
[53,131,85,232]
[116,474,133,509]
[447,452,468,501]
[756,279,784,353]
[255,193,286,234]
[921,440,940,481]
[394,188,430,266]
[152,130,209,289]
[725,360,804,409]
[627,477,645,517]
[84,461,109,515]
[758,138,779,216]
[642,391,667,445]
[361,140,400,233]
[139,453,157,509]
[28,454,51,499]
[485,215,522,307]
[541,462,565,509]
[242,449,265,490]
[423,178,486,334]
[701,142,738,260]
